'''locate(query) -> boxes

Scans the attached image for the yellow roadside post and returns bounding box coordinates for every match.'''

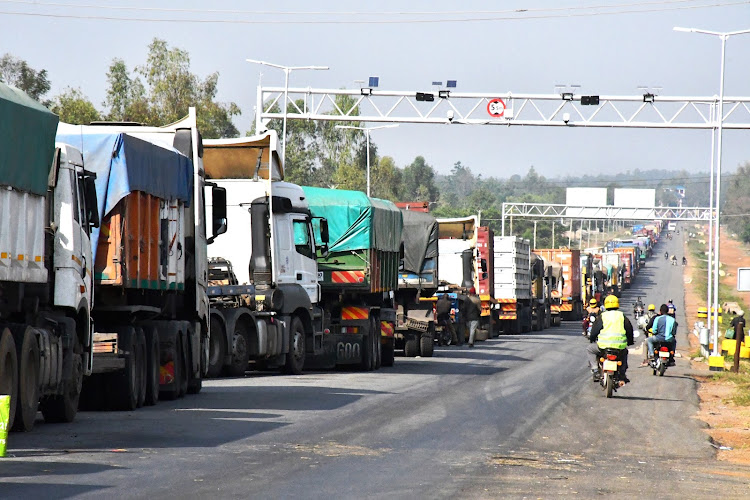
[0,395,9,457]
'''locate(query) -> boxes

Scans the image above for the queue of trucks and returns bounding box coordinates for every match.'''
[0,80,666,435]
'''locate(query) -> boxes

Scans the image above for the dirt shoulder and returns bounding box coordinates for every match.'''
[684,225,750,464]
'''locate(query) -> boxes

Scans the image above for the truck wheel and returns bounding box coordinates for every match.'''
[283,317,306,375]
[41,334,82,423]
[160,333,182,401]
[135,327,147,408]
[206,316,225,378]
[177,334,188,398]
[226,323,249,377]
[13,327,40,431]
[381,338,395,367]
[110,326,138,411]
[404,337,418,357]
[419,333,434,357]
[144,327,160,406]
[0,328,18,431]
[373,317,382,370]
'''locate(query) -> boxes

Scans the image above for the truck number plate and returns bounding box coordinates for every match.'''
[337,342,361,361]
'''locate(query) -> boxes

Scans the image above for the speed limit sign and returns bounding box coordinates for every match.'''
[487,98,506,117]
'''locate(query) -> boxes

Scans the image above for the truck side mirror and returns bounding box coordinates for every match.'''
[319,218,330,244]
[83,175,100,229]
[209,185,227,243]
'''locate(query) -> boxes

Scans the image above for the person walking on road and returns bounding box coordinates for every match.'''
[466,288,482,347]
[730,311,746,373]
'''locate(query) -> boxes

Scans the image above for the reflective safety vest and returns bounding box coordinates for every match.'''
[597,310,627,350]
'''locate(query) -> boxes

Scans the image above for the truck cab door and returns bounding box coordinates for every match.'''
[291,217,320,303]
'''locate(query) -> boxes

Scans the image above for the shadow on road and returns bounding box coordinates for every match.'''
[0,482,108,498]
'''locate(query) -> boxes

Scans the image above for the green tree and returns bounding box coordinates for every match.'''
[370,156,402,201]
[51,87,101,124]
[0,53,51,104]
[104,58,150,122]
[103,39,240,138]
[402,156,439,202]
[724,162,750,243]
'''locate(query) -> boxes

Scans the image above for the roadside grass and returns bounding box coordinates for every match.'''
[711,360,750,406]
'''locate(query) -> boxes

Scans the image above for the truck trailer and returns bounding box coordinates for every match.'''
[395,209,439,358]
[303,187,402,370]
[56,109,222,410]
[533,249,583,320]
[0,82,98,430]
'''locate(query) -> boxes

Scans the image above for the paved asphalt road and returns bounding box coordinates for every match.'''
[3,228,750,499]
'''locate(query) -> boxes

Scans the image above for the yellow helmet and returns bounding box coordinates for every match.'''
[604,295,619,309]
[589,298,598,306]
[648,304,656,311]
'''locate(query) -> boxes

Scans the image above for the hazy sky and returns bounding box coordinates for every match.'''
[3,1,750,182]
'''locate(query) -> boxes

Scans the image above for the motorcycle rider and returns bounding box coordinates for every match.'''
[682,256,687,266]
[640,304,660,366]
[436,293,456,346]
[664,251,669,260]
[647,304,677,362]
[583,298,601,336]
[671,254,677,266]
[587,295,635,383]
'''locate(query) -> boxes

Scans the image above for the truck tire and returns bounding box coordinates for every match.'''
[404,337,418,358]
[135,327,147,408]
[41,333,83,423]
[283,316,306,375]
[373,317,382,370]
[206,316,225,378]
[160,333,182,401]
[144,326,160,406]
[110,326,138,411]
[177,334,188,398]
[419,333,434,357]
[381,338,395,367]
[0,328,18,431]
[13,327,40,431]
[226,323,249,377]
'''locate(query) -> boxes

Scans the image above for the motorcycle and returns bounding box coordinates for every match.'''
[664,252,669,260]
[636,314,649,333]
[582,313,597,338]
[648,341,673,376]
[633,300,644,320]
[598,348,626,398]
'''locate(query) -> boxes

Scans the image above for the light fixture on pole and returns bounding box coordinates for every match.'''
[246,59,329,168]
[335,124,399,196]
[673,26,750,359]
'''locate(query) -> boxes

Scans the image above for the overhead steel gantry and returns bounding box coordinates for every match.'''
[500,203,713,236]
[256,86,750,129]
[256,84,740,236]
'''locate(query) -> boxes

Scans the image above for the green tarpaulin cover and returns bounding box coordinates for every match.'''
[0,82,59,195]
[302,186,402,252]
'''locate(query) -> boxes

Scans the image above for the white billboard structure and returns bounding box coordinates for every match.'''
[613,188,656,219]
[565,187,608,218]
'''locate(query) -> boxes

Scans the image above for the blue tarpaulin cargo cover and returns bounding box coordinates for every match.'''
[57,124,193,259]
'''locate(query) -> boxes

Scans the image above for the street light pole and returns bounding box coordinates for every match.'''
[335,124,399,196]
[674,27,750,356]
[246,59,329,167]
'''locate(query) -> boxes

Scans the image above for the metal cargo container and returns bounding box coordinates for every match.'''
[493,236,531,300]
